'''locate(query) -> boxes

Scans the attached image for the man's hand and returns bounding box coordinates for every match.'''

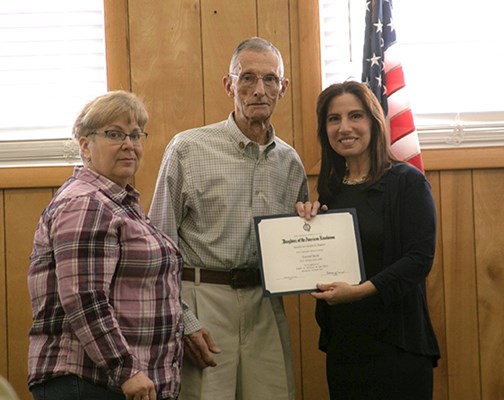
[184,328,221,369]
[121,371,156,400]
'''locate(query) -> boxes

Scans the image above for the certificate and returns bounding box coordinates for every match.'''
[254,209,365,296]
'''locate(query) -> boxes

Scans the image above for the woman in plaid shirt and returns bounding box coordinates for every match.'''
[28,91,183,400]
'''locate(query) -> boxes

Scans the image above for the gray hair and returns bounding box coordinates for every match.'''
[229,37,285,77]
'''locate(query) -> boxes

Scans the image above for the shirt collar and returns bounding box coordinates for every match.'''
[73,166,140,204]
[225,112,277,153]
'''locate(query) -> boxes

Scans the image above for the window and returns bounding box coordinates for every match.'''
[319,0,504,149]
[0,0,107,166]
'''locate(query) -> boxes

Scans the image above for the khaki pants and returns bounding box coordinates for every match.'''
[179,281,295,400]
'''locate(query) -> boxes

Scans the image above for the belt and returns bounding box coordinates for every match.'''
[181,267,262,289]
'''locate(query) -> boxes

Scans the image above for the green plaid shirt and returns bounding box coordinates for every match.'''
[149,113,308,333]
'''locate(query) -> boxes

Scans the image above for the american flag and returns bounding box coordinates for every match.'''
[362,0,424,172]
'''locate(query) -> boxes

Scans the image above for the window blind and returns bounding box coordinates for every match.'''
[0,0,107,166]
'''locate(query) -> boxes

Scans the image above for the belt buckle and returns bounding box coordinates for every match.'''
[230,268,253,289]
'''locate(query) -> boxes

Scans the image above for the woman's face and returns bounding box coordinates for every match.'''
[326,93,372,164]
[79,115,144,188]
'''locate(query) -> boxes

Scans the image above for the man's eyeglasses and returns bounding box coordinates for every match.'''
[229,73,283,89]
[89,130,148,145]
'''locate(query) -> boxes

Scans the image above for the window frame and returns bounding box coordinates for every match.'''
[0,1,130,188]
[297,1,504,174]
[318,0,504,151]
[0,1,108,168]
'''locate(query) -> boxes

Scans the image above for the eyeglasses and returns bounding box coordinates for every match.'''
[89,130,148,145]
[229,73,283,89]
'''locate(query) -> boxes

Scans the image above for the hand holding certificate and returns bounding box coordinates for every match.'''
[254,209,365,296]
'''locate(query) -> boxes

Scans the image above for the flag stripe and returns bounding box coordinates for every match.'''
[384,66,405,97]
[387,89,411,120]
[389,110,416,143]
[383,43,401,74]
[389,130,421,161]
[407,153,423,167]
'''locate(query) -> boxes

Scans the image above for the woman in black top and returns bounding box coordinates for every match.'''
[296,81,440,399]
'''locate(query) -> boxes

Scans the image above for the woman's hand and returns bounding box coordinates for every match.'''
[311,281,377,305]
[295,201,328,221]
[121,371,156,400]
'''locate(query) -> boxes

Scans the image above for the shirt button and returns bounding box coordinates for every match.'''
[255,190,260,195]
[239,142,245,149]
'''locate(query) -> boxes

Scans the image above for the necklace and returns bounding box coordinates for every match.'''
[342,174,368,185]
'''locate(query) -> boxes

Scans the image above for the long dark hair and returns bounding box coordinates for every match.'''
[316,81,396,202]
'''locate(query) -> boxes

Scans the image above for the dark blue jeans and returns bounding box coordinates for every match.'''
[30,375,125,400]
[30,374,176,400]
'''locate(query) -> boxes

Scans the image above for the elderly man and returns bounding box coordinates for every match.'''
[150,37,308,400]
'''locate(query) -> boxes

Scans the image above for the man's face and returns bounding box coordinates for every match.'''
[224,49,288,127]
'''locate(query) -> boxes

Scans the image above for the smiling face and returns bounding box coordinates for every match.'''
[326,93,372,166]
[223,49,288,131]
[79,114,143,188]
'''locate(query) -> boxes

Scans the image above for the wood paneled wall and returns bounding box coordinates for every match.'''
[104,0,306,211]
[1,1,503,399]
[2,170,504,400]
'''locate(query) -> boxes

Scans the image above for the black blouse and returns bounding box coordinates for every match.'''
[316,163,440,363]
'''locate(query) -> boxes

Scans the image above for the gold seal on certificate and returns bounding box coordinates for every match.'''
[254,209,365,296]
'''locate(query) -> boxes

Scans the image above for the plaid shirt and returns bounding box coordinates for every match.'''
[149,113,309,333]
[28,167,184,399]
